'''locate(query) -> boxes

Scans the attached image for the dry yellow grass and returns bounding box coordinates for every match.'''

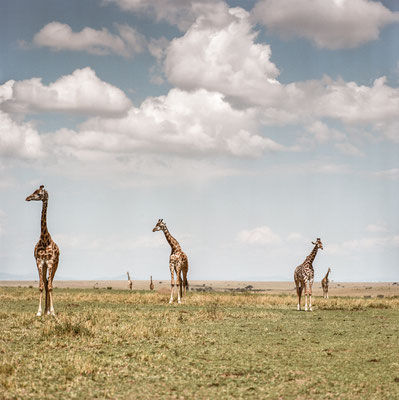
[1,287,398,399]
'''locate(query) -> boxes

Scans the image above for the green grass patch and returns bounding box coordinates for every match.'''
[0,287,398,399]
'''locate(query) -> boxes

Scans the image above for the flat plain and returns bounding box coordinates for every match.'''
[1,283,399,399]
[2,279,399,297]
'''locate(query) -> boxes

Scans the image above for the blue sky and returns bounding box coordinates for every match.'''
[0,0,398,282]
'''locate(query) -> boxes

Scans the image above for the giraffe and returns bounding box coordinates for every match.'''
[150,275,154,291]
[294,238,323,311]
[152,219,188,304]
[127,272,133,290]
[321,268,331,299]
[26,185,60,316]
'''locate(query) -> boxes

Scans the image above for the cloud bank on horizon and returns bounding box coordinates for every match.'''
[0,0,398,281]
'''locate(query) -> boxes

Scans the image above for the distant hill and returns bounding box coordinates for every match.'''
[0,272,37,280]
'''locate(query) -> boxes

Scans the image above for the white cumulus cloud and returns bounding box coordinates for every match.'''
[0,111,43,159]
[328,234,399,255]
[165,6,280,108]
[296,120,364,156]
[48,88,283,159]
[366,224,387,233]
[334,142,364,157]
[343,236,398,251]
[307,121,345,144]
[162,4,399,140]
[33,22,145,57]
[238,226,282,245]
[265,76,399,128]
[287,232,303,242]
[104,0,226,31]
[252,0,399,49]
[373,168,399,180]
[312,76,399,125]
[0,67,132,117]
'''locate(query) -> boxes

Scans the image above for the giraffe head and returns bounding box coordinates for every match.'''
[312,238,323,250]
[26,185,48,202]
[152,218,166,232]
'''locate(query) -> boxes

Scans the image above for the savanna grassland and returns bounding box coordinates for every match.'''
[1,287,399,399]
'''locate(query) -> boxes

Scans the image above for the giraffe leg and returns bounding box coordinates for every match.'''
[169,263,175,304]
[38,291,44,316]
[298,285,303,311]
[308,281,313,311]
[176,265,182,304]
[304,282,308,311]
[44,272,50,315]
[295,280,302,311]
[47,259,58,316]
[177,287,181,304]
[36,259,45,316]
[48,291,55,315]
[296,286,300,311]
[169,285,175,304]
[37,289,43,317]
[182,267,188,298]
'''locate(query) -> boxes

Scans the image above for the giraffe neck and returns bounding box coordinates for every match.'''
[306,244,319,264]
[40,199,51,244]
[324,270,330,280]
[162,226,181,252]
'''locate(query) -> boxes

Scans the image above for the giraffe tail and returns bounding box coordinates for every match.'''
[183,257,189,295]
[184,277,189,291]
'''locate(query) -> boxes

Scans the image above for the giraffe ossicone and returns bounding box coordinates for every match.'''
[26,185,60,316]
[294,238,323,312]
[152,219,188,304]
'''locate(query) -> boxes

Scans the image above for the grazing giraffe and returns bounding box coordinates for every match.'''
[152,219,188,304]
[294,238,323,311]
[127,272,133,290]
[26,185,60,316]
[321,268,331,299]
[150,275,154,291]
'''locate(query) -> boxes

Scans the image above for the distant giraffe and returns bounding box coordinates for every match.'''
[150,275,154,291]
[321,268,331,299]
[294,238,323,311]
[26,185,60,316]
[152,219,188,304]
[127,272,132,290]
